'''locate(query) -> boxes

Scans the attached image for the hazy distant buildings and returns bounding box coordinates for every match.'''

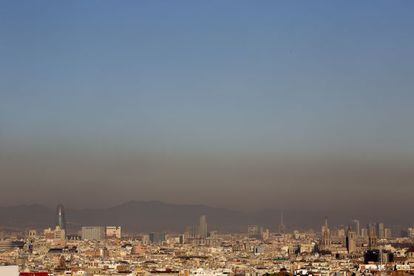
[337,228,346,239]
[408,227,414,238]
[141,234,150,245]
[361,228,368,238]
[346,228,357,254]
[198,215,208,239]
[56,204,66,233]
[320,218,331,250]
[278,211,286,234]
[384,228,392,239]
[248,225,260,239]
[81,226,105,241]
[377,222,385,239]
[149,232,166,244]
[352,219,360,237]
[184,225,197,239]
[106,226,121,239]
[261,228,270,240]
[368,223,377,249]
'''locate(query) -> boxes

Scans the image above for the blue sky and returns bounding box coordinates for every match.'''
[1,0,414,154]
[1,1,414,208]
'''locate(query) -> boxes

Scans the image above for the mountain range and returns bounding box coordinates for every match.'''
[0,201,409,234]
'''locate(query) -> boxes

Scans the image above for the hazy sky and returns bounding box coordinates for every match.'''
[1,1,414,212]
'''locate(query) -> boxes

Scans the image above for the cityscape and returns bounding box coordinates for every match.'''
[2,0,414,275]
[1,203,414,275]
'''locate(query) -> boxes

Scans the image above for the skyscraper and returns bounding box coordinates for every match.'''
[361,228,368,238]
[56,204,66,233]
[320,217,331,250]
[384,228,392,239]
[346,227,357,254]
[81,226,105,241]
[352,219,360,237]
[248,225,260,238]
[149,232,166,244]
[198,215,208,239]
[377,222,385,239]
[368,223,377,249]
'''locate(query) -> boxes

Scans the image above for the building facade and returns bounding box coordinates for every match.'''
[81,226,106,241]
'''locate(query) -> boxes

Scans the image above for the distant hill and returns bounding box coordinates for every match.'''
[66,200,249,233]
[0,201,250,233]
[0,201,410,234]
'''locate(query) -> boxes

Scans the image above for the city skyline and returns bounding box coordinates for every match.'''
[2,202,413,275]
[0,201,412,235]
[1,1,414,275]
[1,2,414,212]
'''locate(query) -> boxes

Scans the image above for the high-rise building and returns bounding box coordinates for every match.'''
[184,225,197,239]
[81,226,105,241]
[141,234,150,245]
[149,232,166,244]
[337,228,346,239]
[352,219,360,237]
[106,226,121,239]
[368,224,377,249]
[361,228,368,238]
[248,225,260,239]
[346,228,357,254]
[320,217,331,250]
[384,228,392,239]
[198,215,208,239]
[261,228,270,240]
[377,222,385,239]
[56,204,66,233]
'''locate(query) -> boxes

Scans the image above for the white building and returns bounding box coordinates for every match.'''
[106,226,122,239]
[81,226,106,241]
[0,266,19,276]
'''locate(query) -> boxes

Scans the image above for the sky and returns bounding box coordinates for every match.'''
[1,1,414,214]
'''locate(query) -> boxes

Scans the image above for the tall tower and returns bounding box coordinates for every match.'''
[56,204,67,232]
[346,227,357,254]
[352,219,360,237]
[377,222,385,239]
[320,217,331,250]
[368,223,377,249]
[198,215,208,239]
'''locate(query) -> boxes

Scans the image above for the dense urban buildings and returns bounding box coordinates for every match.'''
[81,226,106,241]
[1,1,414,275]
[2,205,414,275]
[106,227,122,240]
